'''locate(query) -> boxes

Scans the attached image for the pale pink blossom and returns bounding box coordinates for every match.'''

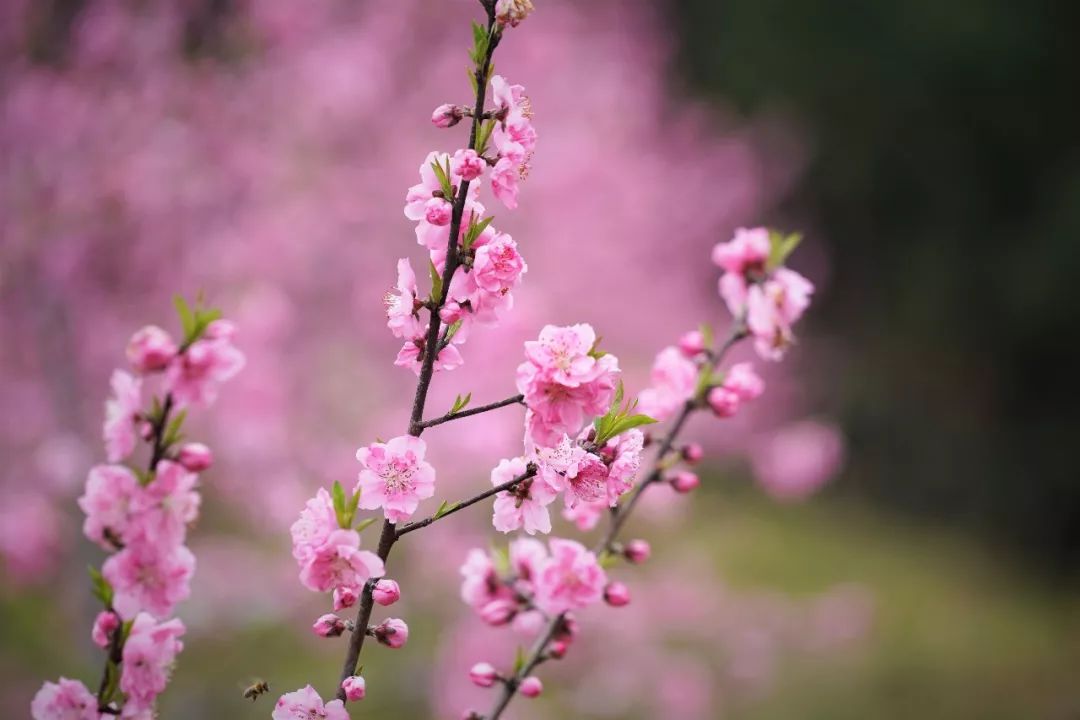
[404,151,452,221]
[751,421,845,501]
[637,346,697,422]
[479,598,517,626]
[459,549,508,609]
[128,460,200,549]
[712,227,770,275]
[290,487,339,564]
[746,268,814,361]
[126,325,178,374]
[534,538,606,615]
[385,258,423,341]
[273,685,349,720]
[724,362,765,400]
[78,464,139,549]
[341,675,366,701]
[508,536,547,593]
[562,453,608,508]
[119,613,185,711]
[602,428,645,503]
[30,678,98,720]
[355,435,436,523]
[490,156,519,209]
[523,324,599,387]
[452,148,484,182]
[373,617,409,648]
[472,232,526,295]
[372,578,401,606]
[165,322,245,407]
[394,338,464,375]
[491,457,556,535]
[333,585,359,611]
[495,0,535,27]
[103,543,195,619]
[677,329,707,357]
[103,369,142,462]
[511,609,546,636]
[298,528,384,594]
[91,610,119,648]
[561,499,606,531]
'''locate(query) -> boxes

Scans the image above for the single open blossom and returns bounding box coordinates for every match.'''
[490,156,519,209]
[30,677,98,720]
[356,435,436,523]
[472,232,527,295]
[103,543,196,620]
[491,457,557,535]
[394,338,464,375]
[746,268,814,361]
[128,460,200,550]
[404,151,452,221]
[561,498,606,531]
[459,548,509,609]
[334,585,359,611]
[91,610,120,648]
[273,685,349,720]
[103,369,142,462]
[602,428,645,503]
[297,528,384,594]
[119,613,185,712]
[637,346,697,422]
[165,320,245,407]
[712,227,770,276]
[534,538,606,615]
[126,325,178,374]
[385,258,423,340]
[290,487,339,564]
[509,536,547,595]
[724,362,766,400]
[561,453,608,507]
[79,464,139,549]
[524,324,600,386]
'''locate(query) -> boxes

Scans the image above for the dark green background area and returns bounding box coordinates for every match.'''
[674,0,1080,573]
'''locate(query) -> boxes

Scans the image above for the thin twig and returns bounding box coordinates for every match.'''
[396,466,537,538]
[419,394,524,431]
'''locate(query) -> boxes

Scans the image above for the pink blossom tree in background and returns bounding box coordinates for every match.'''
[3,0,857,717]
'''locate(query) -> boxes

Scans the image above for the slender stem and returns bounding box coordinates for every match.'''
[485,322,748,720]
[420,394,524,430]
[396,467,537,538]
[335,7,503,702]
[96,393,175,711]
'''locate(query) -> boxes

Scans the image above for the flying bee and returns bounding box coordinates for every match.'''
[242,679,270,702]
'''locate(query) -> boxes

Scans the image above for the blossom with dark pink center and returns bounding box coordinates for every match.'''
[356,435,436,523]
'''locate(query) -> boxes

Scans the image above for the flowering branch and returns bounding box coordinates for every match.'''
[395,466,537,538]
[419,393,525,430]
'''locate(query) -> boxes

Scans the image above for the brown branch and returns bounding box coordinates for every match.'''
[396,466,537,538]
[419,394,524,430]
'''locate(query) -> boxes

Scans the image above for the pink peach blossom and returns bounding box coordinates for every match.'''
[297,528,384,594]
[30,678,98,720]
[91,610,119,648]
[385,258,423,340]
[128,460,200,549]
[534,538,606,615]
[125,325,178,374]
[452,148,484,182]
[490,156,519,209]
[103,543,195,619]
[119,613,185,711]
[459,548,509,610]
[273,685,349,720]
[290,487,339,564]
[373,617,409,648]
[78,464,139,549]
[355,435,436,523]
[637,346,697,422]
[372,578,401,606]
[491,457,557,535]
[103,369,142,463]
[165,322,245,407]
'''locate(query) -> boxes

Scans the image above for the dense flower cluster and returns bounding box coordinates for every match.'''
[33,308,243,719]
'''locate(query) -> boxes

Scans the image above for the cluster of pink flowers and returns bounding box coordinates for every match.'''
[713,227,814,360]
[390,70,536,376]
[33,310,243,719]
[516,323,621,446]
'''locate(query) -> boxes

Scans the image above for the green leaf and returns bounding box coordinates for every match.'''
[354,517,379,533]
[429,260,444,302]
[89,565,114,607]
[173,294,196,341]
[587,335,607,359]
[430,159,455,201]
[344,487,361,528]
[490,544,510,576]
[444,319,463,344]
[608,414,658,438]
[699,323,715,350]
[475,119,496,156]
[512,645,527,675]
[451,392,472,415]
[767,230,803,270]
[463,214,495,251]
[332,481,349,528]
[163,408,187,447]
[597,550,619,569]
[433,500,457,520]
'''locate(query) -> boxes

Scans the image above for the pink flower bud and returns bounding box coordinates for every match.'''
[424,197,452,226]
[671,470,700,494]
[623,539,651,564]
[677,330,707,357]
[333,585,359,611]
[548,639,569,659]
[518,676,543,698]
[479,598,517,626]
[682,443,705,464]
[604,581,631,607]
[511,609,545,636]
[91,611,120,648]
[341,675,366,701]
[176,442,213,472]
[373,618,408,649]
[138,420,155,441]
[431,103,464,128]
[312,613,346,638]
[495,0,535,27]
[372,579,400,607]
[126,325,177,373]
[707,387,740,418]
[469,662,499,688]
[452,149,485,182]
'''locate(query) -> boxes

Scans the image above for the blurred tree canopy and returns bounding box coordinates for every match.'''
[674,0,1080,573]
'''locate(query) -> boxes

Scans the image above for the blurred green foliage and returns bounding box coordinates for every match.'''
[674,0,1080,572]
